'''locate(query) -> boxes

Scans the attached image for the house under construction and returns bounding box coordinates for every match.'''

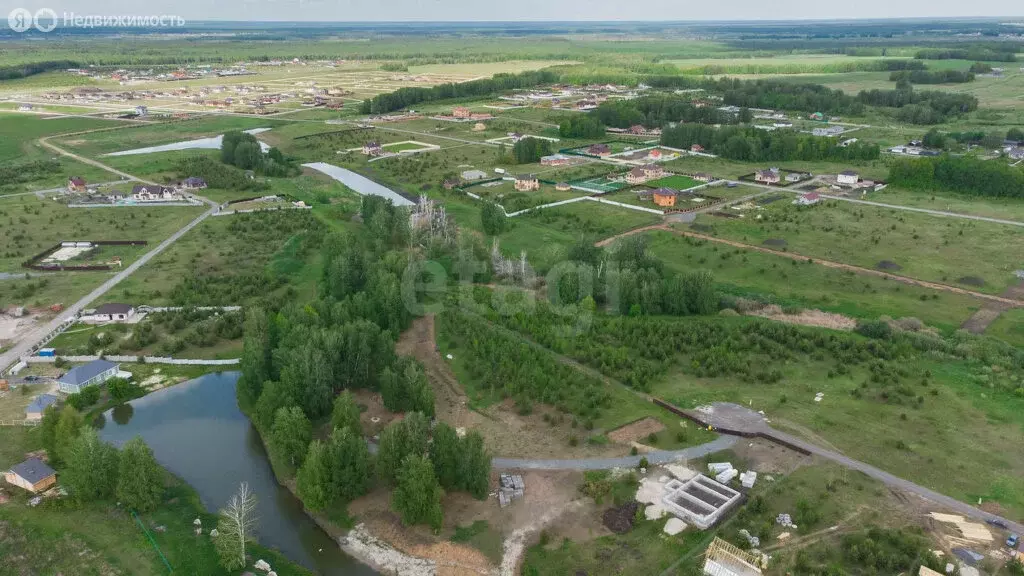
[702,538,763,576]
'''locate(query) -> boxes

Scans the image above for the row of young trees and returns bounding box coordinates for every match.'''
[915,47,1018,62]
[889,155,1024,199]
[661,124,880,162]
[856,86,978,124]
[558,115,606,138]
[921,127,1022,150]
[359,70,558,114]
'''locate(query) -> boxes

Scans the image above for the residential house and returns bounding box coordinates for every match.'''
[452,106,471,119]
[647,149,663,160]
[181,177,207,189]
[82,303,136,324]
[362,141,383,156]
[540,154,572,167]
[514,174,540,192]
[785,173,803,183]
[131,184,179,202]
[642,164,665,179]
[555,182,571,191]
[812,126,845,137]
[507,132,525,143]
[24,394,58,421]
[837,170,859,185]
[755,170,781,185]
[57,359,119,394]
[587,143,611,156]
[5,458,57,493]
[690,144,705,153]
[652,188,678,208]
[794,192,821,206]
[626,167,648,186]
[692,173,714,183]
[67,176,87,192]
[442,178,461,190]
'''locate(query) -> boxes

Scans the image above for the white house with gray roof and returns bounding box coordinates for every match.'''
[57,359,119,394]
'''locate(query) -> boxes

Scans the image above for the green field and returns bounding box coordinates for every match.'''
[645,230,980,332]
[646,174,702,190]
[692,198,1024,295]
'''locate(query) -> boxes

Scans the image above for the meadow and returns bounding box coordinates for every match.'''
[691,198,1024,295]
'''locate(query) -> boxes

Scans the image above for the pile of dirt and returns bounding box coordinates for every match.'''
[601,501,640,534]
[876,260,902,271]
[957,276,986,287]
[607,417,665,445]
[762,238,787,248]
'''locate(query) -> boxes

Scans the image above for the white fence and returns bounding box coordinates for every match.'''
[25,355,240,366]
[0,419,39,427]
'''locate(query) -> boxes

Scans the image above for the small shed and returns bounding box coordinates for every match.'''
[5,458,57,493]
[25,394,59,421]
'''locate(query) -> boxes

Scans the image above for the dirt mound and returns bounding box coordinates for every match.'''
[602,501,640,534]
[607,417,665,445]
[957,276,986,287]
[876,260,901,271]
[762,238,787,248]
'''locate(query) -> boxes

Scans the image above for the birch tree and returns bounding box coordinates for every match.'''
[215,482,259,570]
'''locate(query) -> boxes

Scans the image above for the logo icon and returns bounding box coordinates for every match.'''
[33,7,57,32]
[8,7,32,32]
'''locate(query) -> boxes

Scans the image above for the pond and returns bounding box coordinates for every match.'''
[103,128,272,156]
[97,372,378,576]
[301,162,415,207]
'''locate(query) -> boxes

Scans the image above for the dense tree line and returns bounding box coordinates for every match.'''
[511,137,552,164]
[558,115,605,138]
[915,47,1017,62]
[40,406,164,512]
[889,69,974,84]
[0,60,78,80]
[239,195,490,523]
[359,70,558,114]
[856,87,977,123]
[176,156,268,191]
[592,95,740,129]
[921,127,1011,150]
[889,155,1024,199]
[661,124,880,162]
[220,131,297,177]
[969,62,994,74]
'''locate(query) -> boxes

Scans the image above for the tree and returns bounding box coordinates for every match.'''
[40,405,61,463]
[681,270,718,315]
[457,431,491,499]
[221,131,243,165]
[380,360,435,417]
[63,428,120,502]
[1008,127,1024,142]
[107,377,138,403]
[239,308,273,406]
[981,131,1005,150]
[330,390,362,436]
[54,406,85,464]
[480,202,506,236]
[270,406,311,472]
[116,437,163,512]
[328,427,373,504]
[215,482,259,571]
[429,423,461,490]
[233,141,263,171]
[297,440,333,511]
[253,380,293,431]
[392,455,443,530]
[376,412,430,483]
[511,137,551,164]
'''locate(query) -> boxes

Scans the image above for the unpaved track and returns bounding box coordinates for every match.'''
[598,224,1024,307]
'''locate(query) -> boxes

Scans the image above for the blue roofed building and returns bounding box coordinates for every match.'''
[56,359,119,394]
[25,394,59,421]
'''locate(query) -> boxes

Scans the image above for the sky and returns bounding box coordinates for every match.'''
[2,0,1020,23]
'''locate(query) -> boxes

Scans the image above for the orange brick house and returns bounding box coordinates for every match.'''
[652,188,678,208]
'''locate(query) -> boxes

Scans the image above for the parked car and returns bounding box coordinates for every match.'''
[1008,533,1020,548]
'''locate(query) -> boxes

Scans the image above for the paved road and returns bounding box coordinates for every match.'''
[493,435,738,470]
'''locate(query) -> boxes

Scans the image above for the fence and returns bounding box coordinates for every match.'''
[25,355,240,366]
[0,419,39,427]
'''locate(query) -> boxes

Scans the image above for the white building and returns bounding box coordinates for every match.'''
[837,171,859,185]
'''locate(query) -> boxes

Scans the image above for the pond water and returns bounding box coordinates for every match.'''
[103,128,272,156]
[97,372,377,576]
[301,162,415,207]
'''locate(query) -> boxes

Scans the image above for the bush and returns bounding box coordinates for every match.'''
[855,319,893,340]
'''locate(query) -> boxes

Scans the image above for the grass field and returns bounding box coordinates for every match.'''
[986,308,1024,348]
[381,140,437,152]
[868,186,1024,222]
[692,198,1024,295]
[647,174,702,190]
